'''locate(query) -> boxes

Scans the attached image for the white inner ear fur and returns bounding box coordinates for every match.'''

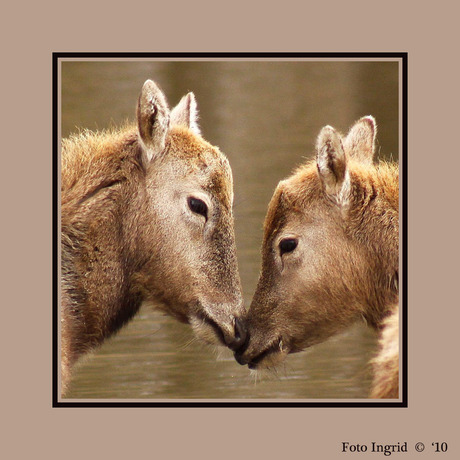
[316,125,351,206]
[137,79,171,162]
[170,92,201,135]
[337,169,351,206]
[343,115,376,164]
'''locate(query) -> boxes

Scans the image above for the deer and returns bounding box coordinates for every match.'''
[61,80,247,394]
[233,116,399,398]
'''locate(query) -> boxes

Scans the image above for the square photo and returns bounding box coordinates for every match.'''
[55,55,405,404]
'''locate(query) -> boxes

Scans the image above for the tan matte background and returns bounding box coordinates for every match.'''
[3,1,458,458]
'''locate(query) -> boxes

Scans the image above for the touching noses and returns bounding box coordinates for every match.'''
[223,317,249,352]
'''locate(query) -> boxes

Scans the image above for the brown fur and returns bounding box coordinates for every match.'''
[370,306,399,398]
[61,81,245,395]
[235,117,399,398]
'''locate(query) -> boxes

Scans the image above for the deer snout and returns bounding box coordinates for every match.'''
[190,311,248,350]
[234,349,249,366]
[223,317,248,352]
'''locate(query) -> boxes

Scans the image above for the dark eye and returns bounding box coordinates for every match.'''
[279,238,298,255]
[188,197,208,219]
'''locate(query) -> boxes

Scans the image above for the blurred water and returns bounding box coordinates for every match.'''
[61,59,399,399]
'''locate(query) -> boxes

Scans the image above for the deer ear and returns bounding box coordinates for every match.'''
[316,125,350,203]
[343,116,376,164]
[137,80,170,162]
[170,92,201,135]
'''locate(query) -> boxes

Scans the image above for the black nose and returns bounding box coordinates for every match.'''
[234,350,249,366]
[224,317,248,352]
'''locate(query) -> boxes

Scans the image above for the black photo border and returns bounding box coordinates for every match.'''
[52,52,407,408]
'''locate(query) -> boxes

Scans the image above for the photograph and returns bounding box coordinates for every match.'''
[57,56,403,403]
[4,2,459,458]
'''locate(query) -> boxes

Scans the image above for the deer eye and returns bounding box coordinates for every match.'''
[279,238,298,255]
[188,197,208,219]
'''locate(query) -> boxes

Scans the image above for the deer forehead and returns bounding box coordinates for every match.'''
[263,163,322,239]
[167,127,234,207]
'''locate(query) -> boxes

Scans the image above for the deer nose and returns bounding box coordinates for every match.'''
[224,317,248,352]
[234,350,249,366]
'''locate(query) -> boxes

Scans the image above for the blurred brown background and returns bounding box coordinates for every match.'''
[61,59,399,399]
